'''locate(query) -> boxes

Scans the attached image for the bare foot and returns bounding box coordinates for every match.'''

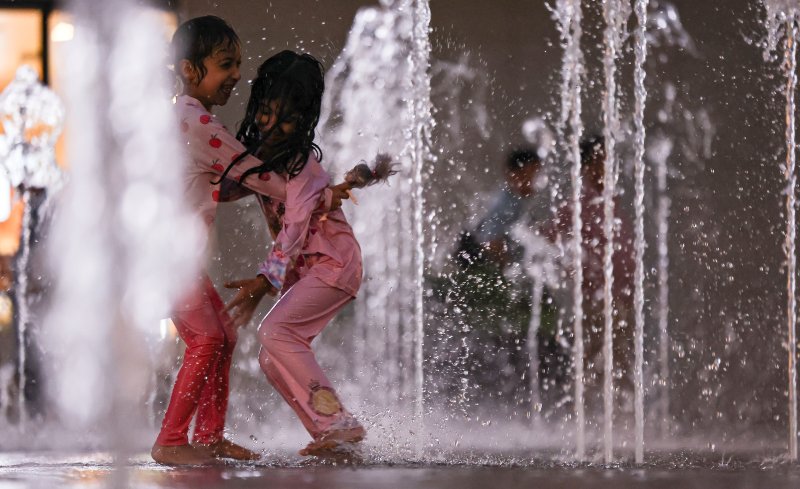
[194,439,260,461]
[299,426,366,457]
[151,443,218,466]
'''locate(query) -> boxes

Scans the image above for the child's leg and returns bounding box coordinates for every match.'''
[156,324,224,446]
[192,285,237,445]
[258,276,358,438]
[259,352,321,436]
[156,275,227,447]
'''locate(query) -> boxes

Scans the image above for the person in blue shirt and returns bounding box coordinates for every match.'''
[455,148,542,269]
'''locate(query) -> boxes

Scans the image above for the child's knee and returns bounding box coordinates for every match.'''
[258,348,281,383]
[259,323,303,356]
[260,332,284,358]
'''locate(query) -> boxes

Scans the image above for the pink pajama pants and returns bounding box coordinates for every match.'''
[156,274,237,446]
[258,275,358,439]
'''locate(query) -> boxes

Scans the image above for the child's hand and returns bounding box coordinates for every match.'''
[329,182,351,211]
[223,275,278,328]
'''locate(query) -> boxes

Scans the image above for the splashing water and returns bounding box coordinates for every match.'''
[511,225,562,426]
[522,117,556,162]
[765,1,800,58]
[431,54,491,148]
[644,0,707,440]
[42,0,201,469]
[647,0,698,55]
[319,0,434,456]
[649,134,673,436]
[0,66,64,427]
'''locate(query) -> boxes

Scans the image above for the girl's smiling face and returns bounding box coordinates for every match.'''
[257,99,300,144]
[183,43,242,110]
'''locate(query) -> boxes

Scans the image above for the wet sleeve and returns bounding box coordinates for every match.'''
[257,164,321,290]
[182,109,287,201]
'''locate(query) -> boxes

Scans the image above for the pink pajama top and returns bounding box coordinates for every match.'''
[177,95,288,232]
[260,155,363,298]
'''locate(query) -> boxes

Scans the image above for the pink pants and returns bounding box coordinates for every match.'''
[156,274,237,446]
[258,275,358,439]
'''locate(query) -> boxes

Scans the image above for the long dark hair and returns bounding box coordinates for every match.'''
[216,51,324,184]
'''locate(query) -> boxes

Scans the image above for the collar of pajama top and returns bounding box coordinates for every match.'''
[259,156,363,297]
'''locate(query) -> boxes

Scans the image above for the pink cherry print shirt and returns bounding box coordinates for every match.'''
[177,95,289,233]
[260,155,363,297]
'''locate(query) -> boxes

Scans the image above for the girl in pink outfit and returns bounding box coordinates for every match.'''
[154,17,343,466]
[153,15,275,466]
[222,51,367,456]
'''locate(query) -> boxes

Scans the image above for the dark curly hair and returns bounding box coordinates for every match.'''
[171,15,239,83]
[216,50,324,184]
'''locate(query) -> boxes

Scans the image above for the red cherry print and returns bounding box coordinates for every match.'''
[231,153,241,161]
[259,172,271,181]
[211,190,220,202]
[180,119,189,133]
[211,159,224,172]
[309,228,318,235]
[200,114,212,124]
[209,134,222,148]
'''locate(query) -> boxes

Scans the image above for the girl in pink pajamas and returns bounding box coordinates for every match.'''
[152,15,276,466]
[221,51,367,456]
[154,17,343,466]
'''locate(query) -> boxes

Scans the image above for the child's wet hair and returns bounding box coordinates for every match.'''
[171,15,240,83]
[220,50,325,183]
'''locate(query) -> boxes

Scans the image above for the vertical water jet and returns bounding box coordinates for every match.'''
[601,0,629,463]
[553,0,586,460]
[784,16,799,462]
[408,0,434,451]
[632,0,649,465]
[764,0,800,460]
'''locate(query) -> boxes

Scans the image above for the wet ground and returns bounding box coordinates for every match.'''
[0,451,798,488]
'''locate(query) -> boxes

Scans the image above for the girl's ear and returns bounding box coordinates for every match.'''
[179,59,198,87]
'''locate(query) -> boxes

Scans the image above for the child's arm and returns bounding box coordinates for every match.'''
[182,108,287,201]
[223,275,278,329]
[259,165,323,291]
[183,110,345,214]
